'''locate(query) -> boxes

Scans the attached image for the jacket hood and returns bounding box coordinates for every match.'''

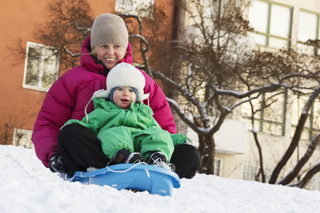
[80,35,133,75]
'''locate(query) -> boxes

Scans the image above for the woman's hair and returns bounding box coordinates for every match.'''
[90,45,128,57]
[91,46,99,56]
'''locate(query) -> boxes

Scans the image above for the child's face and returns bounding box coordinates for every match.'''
[112,86,136,109]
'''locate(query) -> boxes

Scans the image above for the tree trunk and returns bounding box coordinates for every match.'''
[269,112,309,184]
[197,133,206,173]
[277,132,320,185]
[198,133,215,174]
[269,87,320,184]
[252,129,265,183]
[288,162,320,189]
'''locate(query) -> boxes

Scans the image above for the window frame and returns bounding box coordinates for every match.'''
[248,0,293,49]
[241,90,287,136]
[297,9,320,56]
[23,41,60,92]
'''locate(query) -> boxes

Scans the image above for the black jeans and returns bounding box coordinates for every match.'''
[58,123,200,178]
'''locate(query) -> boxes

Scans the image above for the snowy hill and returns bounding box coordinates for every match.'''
[1,145,320,213]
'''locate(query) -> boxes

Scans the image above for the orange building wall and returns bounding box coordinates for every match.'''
[0,0,176,145]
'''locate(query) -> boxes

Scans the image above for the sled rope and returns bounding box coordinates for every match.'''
[105,162,150,177]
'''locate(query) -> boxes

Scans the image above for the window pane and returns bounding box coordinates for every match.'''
[25,47,41,87]
[297,43,315,56]
[14,128,33,149]
[214,159,221,176]
[243,164,258,181]
[115,0,153,16]
[135,0,153,10]
[298,11,317,42]
[241,98,261,119]
[263,92,285,122]
[291,95,311,127]
[291,126,310,140]
[249,1,269,33]
[248,32,267,46]
[270,5,291,38]
[269,37,288,49]
[42,49,58,89]
[115,0,134,11]
[212,0,232,18]
[205,0,215,19]
[263,122,283,135]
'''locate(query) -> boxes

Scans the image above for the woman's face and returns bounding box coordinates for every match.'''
[96,43,126,70]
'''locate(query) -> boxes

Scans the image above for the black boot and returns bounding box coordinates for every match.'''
[147,152,176,172]
[108,148,145,166]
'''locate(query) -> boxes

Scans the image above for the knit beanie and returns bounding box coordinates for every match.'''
[93,63,150,102]
[91,13,128,49]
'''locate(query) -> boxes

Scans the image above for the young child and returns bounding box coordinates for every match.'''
[63,63,190,170]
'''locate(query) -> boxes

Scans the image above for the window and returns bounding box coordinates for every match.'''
[115,0,154,17]
[241,91,287,136]
[13,128,34,149]
[23,42,59,92]
[214,158,223,176]
[248,0,292,49]
[243,164,271,182]
[291,95,320,140]
[243,164,259,181]
[210,0,241,18]
[297,10,320,56]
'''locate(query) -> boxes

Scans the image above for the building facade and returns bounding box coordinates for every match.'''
[178,0,320,190]
[0,0,176,147]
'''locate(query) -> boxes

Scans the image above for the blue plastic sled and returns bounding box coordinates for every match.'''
[66,164,180,196]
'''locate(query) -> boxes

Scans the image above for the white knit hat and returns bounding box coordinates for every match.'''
[93,63,149,102]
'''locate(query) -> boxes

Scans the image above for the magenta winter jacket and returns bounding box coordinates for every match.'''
[32,36,176,168]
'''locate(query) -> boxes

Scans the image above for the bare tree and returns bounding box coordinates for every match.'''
[144,0,307,175]
[133,0,320,181]
[9,0,93,74]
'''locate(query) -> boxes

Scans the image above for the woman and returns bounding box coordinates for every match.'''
[32,13,200,178]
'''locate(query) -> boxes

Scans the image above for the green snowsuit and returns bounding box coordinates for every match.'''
[64,97,189,162]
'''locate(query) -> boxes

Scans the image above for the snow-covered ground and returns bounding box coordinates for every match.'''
[1,145,320,213]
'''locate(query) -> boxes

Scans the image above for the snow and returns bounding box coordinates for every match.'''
[1,145,320,213]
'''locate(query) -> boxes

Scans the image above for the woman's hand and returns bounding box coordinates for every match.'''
[49,152,68,174]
